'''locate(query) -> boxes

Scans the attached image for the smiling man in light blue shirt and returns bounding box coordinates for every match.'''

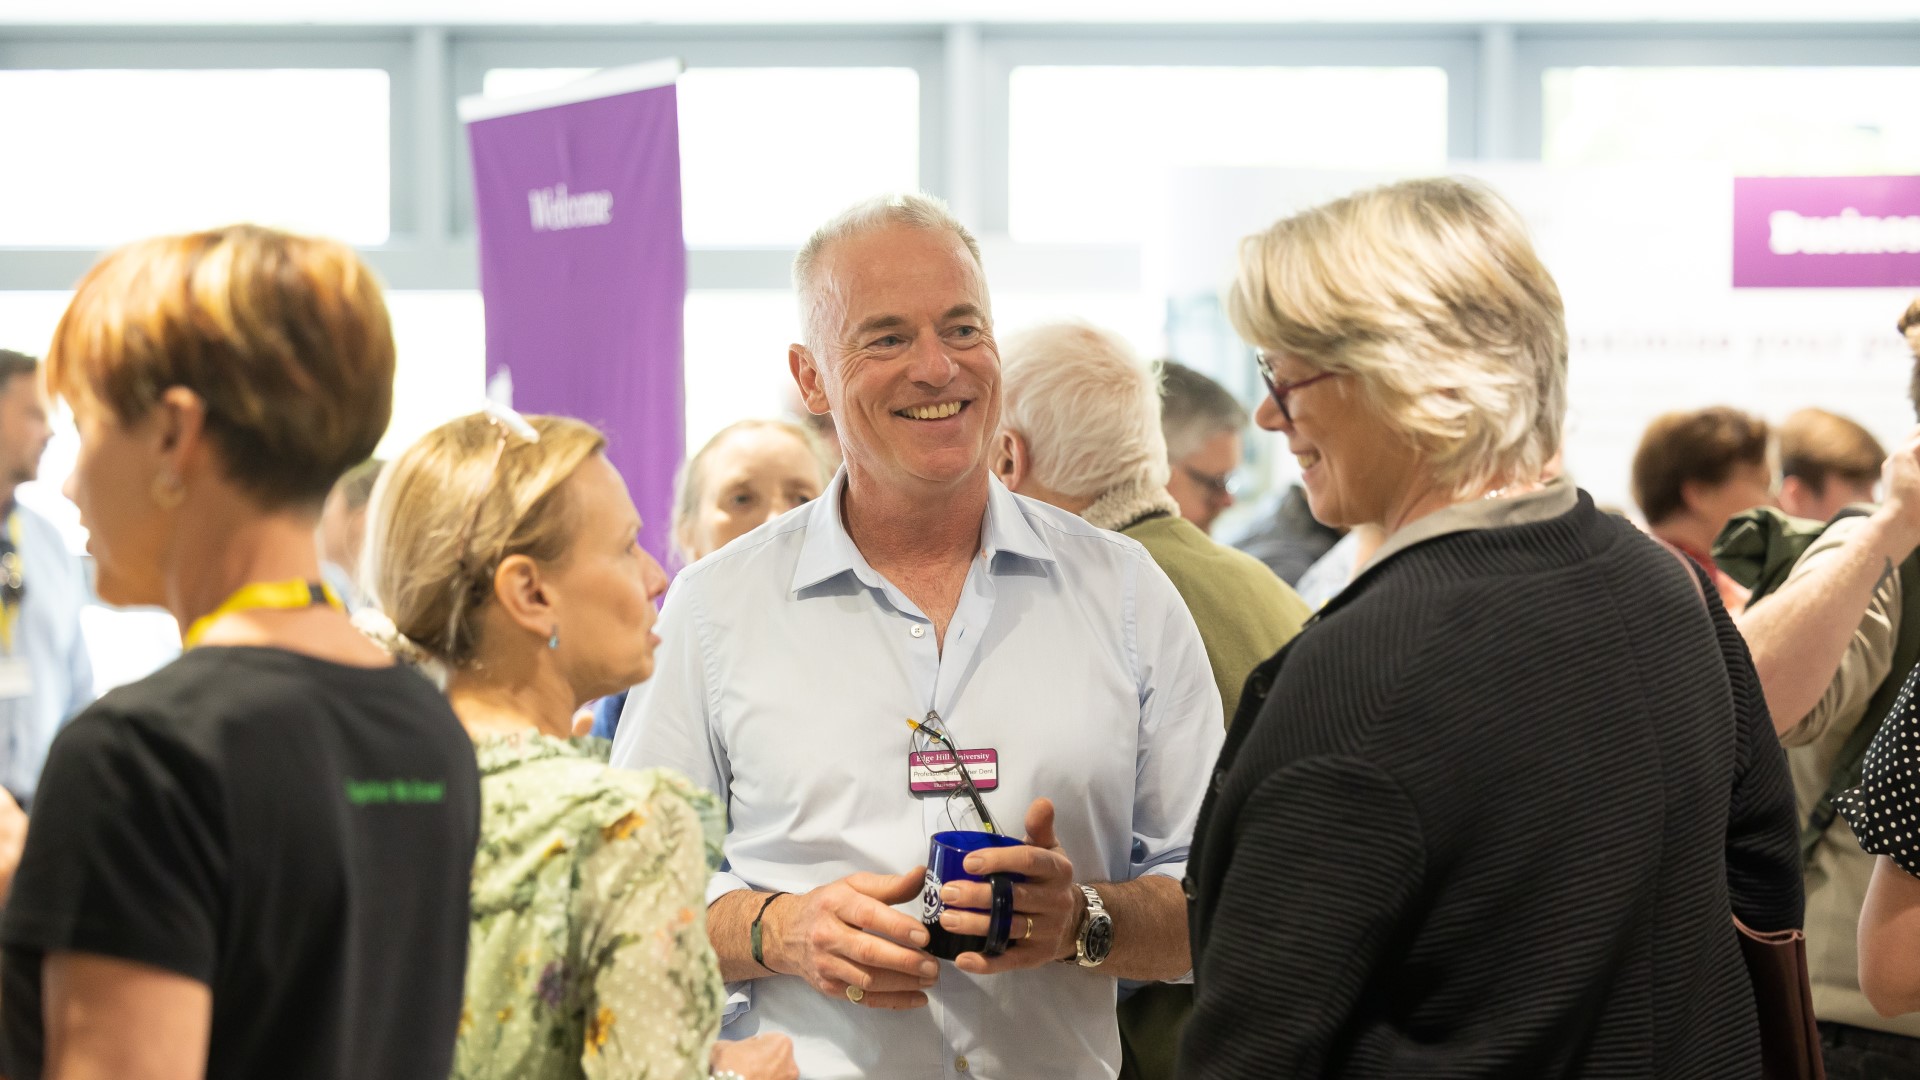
[612,194,1221,1080]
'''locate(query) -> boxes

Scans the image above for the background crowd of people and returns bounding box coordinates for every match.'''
[0,178,1914,1079]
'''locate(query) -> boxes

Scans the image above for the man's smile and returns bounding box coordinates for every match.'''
[894,400,969,421]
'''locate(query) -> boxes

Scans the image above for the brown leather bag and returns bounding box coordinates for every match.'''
[1659,538,1825,1080]
[1734,916,1825,1080]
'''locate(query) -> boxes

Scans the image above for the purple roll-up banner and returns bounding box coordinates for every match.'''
[1733,175,1920,289]
[459,60,686,565]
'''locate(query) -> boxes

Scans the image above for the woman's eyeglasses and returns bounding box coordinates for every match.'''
[1256,355,1339,425]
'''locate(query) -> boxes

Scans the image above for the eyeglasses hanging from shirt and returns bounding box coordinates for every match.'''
[906,710,1001,835]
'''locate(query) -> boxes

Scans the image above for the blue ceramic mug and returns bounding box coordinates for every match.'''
[920,830,1025,961]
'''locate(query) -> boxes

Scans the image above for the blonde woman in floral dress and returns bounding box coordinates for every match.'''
[364,411,796,1080]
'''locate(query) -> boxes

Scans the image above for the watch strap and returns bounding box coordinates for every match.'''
[1075,883,1111,968]
[750,891,788,972]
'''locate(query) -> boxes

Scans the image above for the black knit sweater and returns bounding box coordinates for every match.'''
[1178,491,1802,1079]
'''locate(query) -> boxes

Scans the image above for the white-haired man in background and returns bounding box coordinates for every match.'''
[614,195,1221,1080]
[991,322,1310,1080]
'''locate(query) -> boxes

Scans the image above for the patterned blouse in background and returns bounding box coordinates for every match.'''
[1838,670,1920,877]
[453,733,726,1080]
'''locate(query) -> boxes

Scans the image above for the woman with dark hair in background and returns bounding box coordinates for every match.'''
[1632,406,1776,612]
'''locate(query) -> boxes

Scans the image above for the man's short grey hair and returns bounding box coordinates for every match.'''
[792,192,984,353]
[999,321,1169,501]
[1158,361,1249,462]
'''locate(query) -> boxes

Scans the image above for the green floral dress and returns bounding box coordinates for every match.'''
[454,733,725,1080]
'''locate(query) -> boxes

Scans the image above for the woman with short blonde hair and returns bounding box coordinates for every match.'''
[1228,176,1567,500]
[367,411,794,1080]
[1181,178,1801,1079]
[0,224,480,1080]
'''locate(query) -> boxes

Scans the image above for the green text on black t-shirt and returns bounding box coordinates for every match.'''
[344,778,448,806]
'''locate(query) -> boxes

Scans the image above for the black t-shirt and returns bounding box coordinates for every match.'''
[0,646,479,1080]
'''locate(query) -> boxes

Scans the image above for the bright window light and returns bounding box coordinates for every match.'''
[485,66,920,246]
[1544,67,1920,174]
[991,292,1164,361]
[0,69,390,247]
[683,290,806,454]
[1009,66,1449,243]
[0,290,487,549]
[382,291,489,459]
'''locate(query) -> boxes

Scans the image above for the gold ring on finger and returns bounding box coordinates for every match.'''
[1023,916,1034,941]
[845,985,865,1004]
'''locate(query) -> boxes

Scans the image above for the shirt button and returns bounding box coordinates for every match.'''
[910,624,926,638]
[1182,875,1198,900]
[955,1056,969,1072]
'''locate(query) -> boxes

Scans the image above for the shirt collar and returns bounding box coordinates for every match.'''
[789,469,1054,595]
[1355,475,1579,578]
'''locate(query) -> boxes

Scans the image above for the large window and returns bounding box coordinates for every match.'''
[1008,65,1450,243]
[682,290,806,451]
[484,66,921,246]
[0,69,391,246]
[0,289,487,551]
[383,292,489,458]
[1543,66,1920,173]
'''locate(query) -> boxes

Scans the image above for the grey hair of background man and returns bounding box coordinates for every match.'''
[1158,361,1249,462]
[999,321,1171,500]
[791,192,985,355]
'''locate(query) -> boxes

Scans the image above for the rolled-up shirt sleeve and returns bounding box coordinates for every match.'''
[1129,554,1226,885]
[1781,517,1902,749]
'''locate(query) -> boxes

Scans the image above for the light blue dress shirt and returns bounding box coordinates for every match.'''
[612,471,1222,1080]
[0,504,93,804]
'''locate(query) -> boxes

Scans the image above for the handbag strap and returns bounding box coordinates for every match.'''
[1656,537,1711,612]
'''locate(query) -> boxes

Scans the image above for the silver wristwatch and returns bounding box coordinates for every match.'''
[1073,883,1114,968]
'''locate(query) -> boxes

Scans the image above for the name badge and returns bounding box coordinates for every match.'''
[0,657,33,701]
[908,748,999,794]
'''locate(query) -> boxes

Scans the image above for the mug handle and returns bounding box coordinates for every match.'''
[983,873,1016,957]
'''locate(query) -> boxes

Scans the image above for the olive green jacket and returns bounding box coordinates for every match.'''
[1120,513,1311,725]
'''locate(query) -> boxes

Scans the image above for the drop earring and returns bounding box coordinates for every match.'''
[547,628,560,650]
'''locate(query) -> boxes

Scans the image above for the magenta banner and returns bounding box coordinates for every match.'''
[460,61,686,563]
[1733,175,1920,289]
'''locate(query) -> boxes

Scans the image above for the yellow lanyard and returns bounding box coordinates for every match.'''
[183,579,344,650]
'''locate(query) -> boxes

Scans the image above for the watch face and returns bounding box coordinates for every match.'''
[1085,914,1115,961]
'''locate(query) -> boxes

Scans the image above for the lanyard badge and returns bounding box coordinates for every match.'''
[906,711,1001,833]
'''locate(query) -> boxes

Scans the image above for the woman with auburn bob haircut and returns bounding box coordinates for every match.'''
[1177,178,1803,1079]
[0,225,480,1080]
[365,412,795,1080]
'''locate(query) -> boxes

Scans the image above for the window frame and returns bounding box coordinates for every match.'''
[973,28,1480,236]
[0,20,1913,297]
[450,29,945,288]
[1513,26,1920,161]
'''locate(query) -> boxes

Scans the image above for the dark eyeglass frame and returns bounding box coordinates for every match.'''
[1177,462,1239,501]
[1256,356,1339,425]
